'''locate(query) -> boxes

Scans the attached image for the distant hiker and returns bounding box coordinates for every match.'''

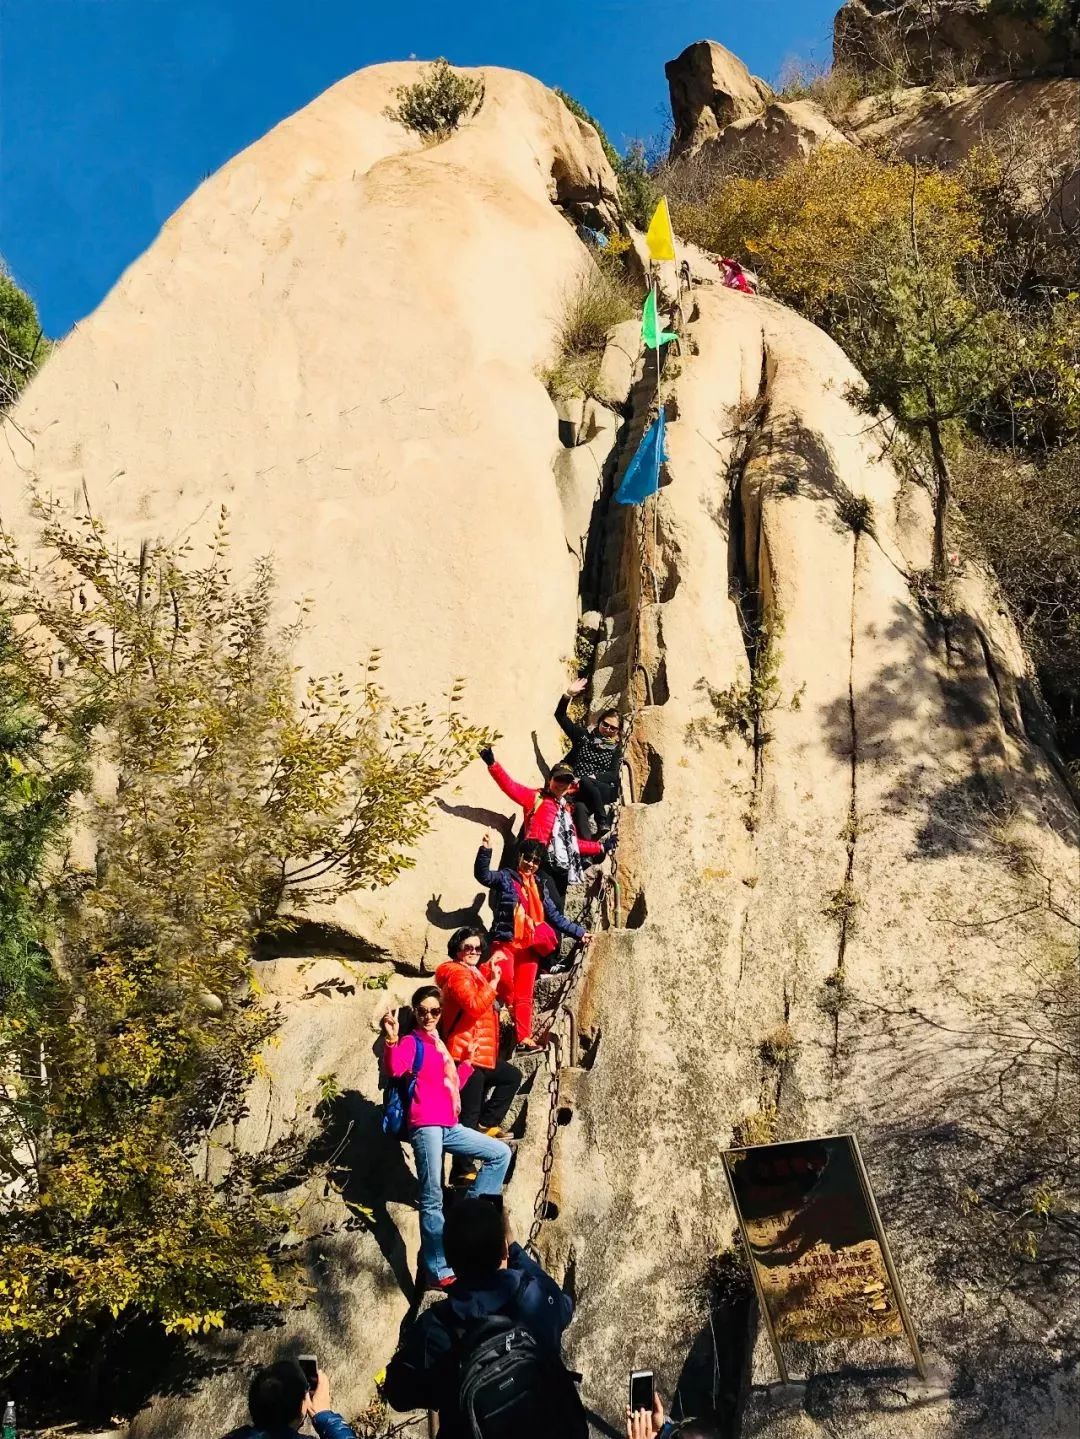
[474,835,591,1053]
[718,257,755,294]
[556,678,624,836]
[382,989,511,1287]
[221,1359,357,1439]
[478,744,608,905]
[436,926,522,1184]
[382,1196,585,1439]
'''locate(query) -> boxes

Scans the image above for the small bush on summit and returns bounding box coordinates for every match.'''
[384,58,485,140]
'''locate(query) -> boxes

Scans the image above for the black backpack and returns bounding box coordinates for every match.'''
[452,1313,588,1439]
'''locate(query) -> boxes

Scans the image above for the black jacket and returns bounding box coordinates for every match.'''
[555,694,621,785]
[382,1243,573,1438]
[473,846,585,946]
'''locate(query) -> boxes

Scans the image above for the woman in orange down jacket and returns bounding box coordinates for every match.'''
[435,926,522,1184]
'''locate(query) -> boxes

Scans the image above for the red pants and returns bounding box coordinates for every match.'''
[491,943,538,1043]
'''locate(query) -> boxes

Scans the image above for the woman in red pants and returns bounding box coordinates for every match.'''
[473,834,591,1053]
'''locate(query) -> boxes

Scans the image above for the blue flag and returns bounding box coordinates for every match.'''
[615,411,667,505]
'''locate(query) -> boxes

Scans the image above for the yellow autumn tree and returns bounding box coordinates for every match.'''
[674,144,983,323]
[0,499,494,1414]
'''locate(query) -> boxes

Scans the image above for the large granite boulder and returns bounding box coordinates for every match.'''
[666,39,773,156]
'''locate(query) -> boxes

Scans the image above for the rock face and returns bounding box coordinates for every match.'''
[0,66,623,1430]
[0,63,617,972]
[708,99,851,168]
[666,40,773,155]
[540,277,1078,1436]
[835,0,1079,81]
[5,50,1078,1439]
[849,73,1080,168]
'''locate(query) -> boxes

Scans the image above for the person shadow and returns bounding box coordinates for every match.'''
[313,1083,418,1305]
[426,890,488,931]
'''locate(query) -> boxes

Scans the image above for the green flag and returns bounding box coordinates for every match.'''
[642,287,678,350]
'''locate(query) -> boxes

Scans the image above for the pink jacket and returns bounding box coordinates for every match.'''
[385,1030,467,1129]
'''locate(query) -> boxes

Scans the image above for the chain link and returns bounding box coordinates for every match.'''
[524,340,662,1252]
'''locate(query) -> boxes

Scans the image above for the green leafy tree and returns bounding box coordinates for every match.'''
[553,89,621,171]
[840,252,1013,573]
[0,267,47,409]
[0,501,493,1400]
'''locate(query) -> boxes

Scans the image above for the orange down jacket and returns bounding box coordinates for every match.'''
[435,959,500,1071]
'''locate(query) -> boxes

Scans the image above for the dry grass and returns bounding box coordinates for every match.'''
[775,56,868,125]
[540,267,637,400]
[732,1101,779,1147]
[759,1023,799,1067]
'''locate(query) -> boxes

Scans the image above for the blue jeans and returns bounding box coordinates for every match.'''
[411,1124,511,1280]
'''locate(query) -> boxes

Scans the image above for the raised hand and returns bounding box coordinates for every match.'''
[479,745,495,765]
[566,677,588,696]
[381,1007,400,1044]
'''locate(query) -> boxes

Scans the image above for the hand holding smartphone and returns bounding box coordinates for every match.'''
[629,1369,654,1413]
[298,1355,319,1393]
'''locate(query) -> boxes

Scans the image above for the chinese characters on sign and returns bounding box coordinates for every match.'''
[723,1135,923,1379]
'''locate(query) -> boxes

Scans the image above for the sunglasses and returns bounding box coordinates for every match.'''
[417,1005,441,1018]
[599,721,620,733]
[457,943,483,954]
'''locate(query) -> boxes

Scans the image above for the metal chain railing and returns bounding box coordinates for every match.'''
[523,292,673,1252]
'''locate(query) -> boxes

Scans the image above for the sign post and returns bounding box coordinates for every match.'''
[722,1134,923,1383]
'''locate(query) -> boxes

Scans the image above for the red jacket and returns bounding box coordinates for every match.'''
[486,761,603,858]
[435,959,500,1071]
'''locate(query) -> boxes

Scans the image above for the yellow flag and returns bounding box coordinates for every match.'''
[645,197,676,262]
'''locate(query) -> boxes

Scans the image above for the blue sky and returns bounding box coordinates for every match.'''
[0,1,838,336]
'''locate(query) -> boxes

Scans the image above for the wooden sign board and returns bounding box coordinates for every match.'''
[722,1134,924,1382]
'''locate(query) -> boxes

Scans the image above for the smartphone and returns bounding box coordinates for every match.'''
[629,1370,654,1413]
[298,1355,319,1393]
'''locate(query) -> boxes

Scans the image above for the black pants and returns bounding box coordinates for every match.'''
[542,860,570,909]
[574,775,618,835]
[451,1061,521,1179]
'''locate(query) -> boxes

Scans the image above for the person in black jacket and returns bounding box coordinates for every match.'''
[382,1198,573,1438]
[221,1360,357,1439]
[556,679,624,837]
[474,835,591,1052]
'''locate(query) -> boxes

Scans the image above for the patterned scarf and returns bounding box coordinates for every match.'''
[549,802,586,883]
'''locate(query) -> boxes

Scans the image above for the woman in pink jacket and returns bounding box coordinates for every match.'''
[382,986,511,1287]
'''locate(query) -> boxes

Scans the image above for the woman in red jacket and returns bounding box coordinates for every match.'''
[478,744,607,906]
[435,926,521,1183]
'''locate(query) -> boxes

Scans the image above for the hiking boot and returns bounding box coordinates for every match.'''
[515,1038,543,1055]
[483,1126,517,1143]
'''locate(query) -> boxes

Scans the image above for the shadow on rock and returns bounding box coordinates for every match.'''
[311,1087,418,1307]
